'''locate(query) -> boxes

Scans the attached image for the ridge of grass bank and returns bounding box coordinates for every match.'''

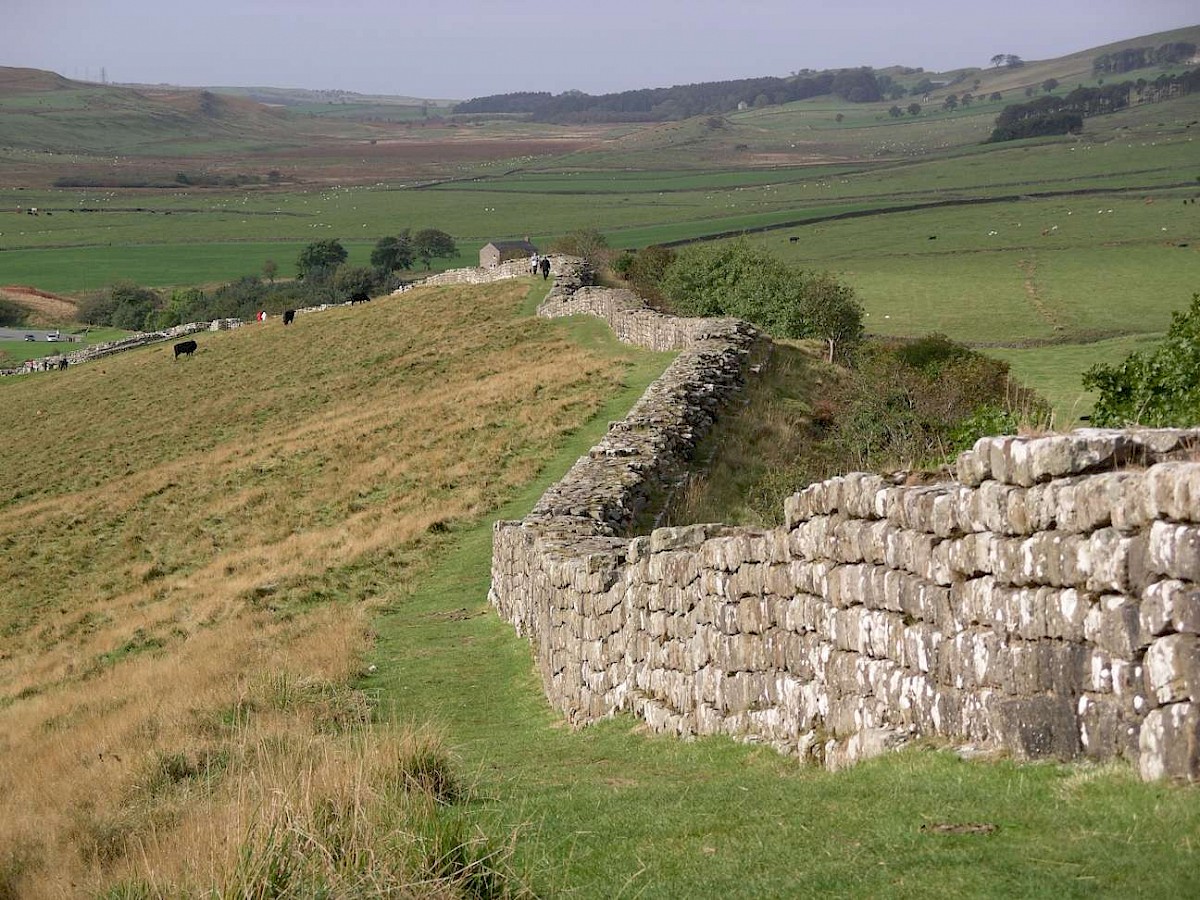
[371,303,1199,898]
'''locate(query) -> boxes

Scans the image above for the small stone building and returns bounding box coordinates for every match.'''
[480,239,538,268]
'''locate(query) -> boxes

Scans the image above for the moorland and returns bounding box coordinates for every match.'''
[2,23,1199,897]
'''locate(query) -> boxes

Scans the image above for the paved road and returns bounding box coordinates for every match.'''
[0,328,62,342]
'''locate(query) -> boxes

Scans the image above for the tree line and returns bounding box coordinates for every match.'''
[1093,42,1196,76]
[77,230,458,331]
[987,67,1200,142]
[454,68,915,123]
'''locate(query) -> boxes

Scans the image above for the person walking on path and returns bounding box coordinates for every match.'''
[540,256,551,279]
[530,252,540,275]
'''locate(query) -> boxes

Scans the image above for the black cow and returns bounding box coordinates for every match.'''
[283,309,296,325]
[350,291,370,304]
[173,339,197,359]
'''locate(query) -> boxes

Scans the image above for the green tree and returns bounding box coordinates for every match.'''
[0,297,25,327]
[333,266,378,299]
[296,239,348,279]
[943,94,959,110]
[795,272,864,363]
[1083,293,1200,426]
[622,245,676,301]
[830,68,882,103]
[660,241,863,358]
[1042,78,1060,94]
[907,102,922,116]
[370,232,414,272]
[549,228,611,271]
[888,105,903,118]
[411,228,457,269]
[262,259,278,283]
[91,281,162,331]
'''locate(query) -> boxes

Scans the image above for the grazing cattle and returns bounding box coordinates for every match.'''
[789,236,799,242]
[173,339,197,359]
[283,309,296,325]
[350,291,370,304]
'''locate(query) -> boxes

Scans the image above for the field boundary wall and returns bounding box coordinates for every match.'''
[489,264,1200,782]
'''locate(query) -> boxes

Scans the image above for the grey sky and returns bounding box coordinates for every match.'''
[6,1,1198,100]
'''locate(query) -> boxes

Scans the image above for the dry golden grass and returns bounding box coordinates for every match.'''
[0,285,78,324]
[0,281,623,896]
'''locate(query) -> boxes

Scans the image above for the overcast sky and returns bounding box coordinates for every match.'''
[6,1,1198,100]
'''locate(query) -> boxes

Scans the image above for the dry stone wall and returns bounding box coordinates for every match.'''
[490,270,1200,781]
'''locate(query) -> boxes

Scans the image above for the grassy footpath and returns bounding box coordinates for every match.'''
[370,293,1200,897]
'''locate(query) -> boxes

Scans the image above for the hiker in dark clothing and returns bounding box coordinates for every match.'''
[540,257,551,279]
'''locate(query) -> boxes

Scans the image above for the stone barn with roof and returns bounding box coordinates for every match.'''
[481,239,538,268]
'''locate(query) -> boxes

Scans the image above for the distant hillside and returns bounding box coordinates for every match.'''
[0,68,309,154]
[201,84,458,109]
[0,66,75,92]
[455,24,1200,123]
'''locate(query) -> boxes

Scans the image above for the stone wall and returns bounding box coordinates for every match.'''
[414,256,571,287]
[490,272,1200,781]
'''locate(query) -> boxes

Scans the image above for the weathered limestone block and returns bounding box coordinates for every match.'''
[1139,702,1200,781]
[900,624,942,674]
[727,562,768,600]
[1096,594,1148,658]
[943,532,994,579]
[1080,528,1133,593]
[991,695,1082,759]
[841,473,887,519]
[1146,462,1200,524]
[715,671,767,714]
[1144,633,1200,704]
[887,484,961,537]
[1057,471,1150,533]
[959,480,1017,534]
[647,550,701,587]
[1078,694,1139,761]
[956,441,993,487]
[1142,580,1200,636]
[1148,520,1200,581]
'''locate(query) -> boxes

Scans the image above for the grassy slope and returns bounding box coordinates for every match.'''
[0,278,655,894]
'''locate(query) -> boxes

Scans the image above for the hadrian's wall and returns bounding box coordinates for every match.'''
[490,267,1200,781]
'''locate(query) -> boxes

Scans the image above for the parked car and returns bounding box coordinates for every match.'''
[24,334,34,342]
[46,331,59,342]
